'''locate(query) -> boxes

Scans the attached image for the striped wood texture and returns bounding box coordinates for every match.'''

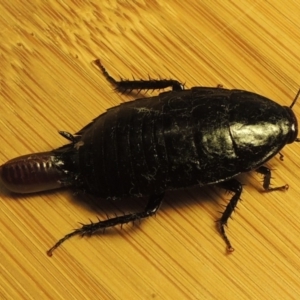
[1,1,300,299]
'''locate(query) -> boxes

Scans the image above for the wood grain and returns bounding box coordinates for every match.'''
[1,1,300,299]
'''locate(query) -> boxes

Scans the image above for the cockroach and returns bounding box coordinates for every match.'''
[0,59,299,256]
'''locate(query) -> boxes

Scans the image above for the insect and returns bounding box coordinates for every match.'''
[0,59,299,256]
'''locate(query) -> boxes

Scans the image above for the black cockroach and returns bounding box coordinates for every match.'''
[0,59,299,256]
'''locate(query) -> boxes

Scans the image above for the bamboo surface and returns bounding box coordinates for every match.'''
[1,1,300,299]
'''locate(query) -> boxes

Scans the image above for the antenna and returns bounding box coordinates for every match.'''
[290,88,300,109]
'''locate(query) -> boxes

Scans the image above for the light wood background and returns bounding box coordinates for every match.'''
[1,1,300,299]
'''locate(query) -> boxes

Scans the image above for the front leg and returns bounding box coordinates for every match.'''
[217,179,243,252]
[256,166,288,191]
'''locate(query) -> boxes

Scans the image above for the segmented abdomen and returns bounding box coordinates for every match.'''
[75,90,232,198]
[0,153,66,193]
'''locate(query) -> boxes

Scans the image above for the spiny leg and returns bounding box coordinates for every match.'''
[256,166,288,191]
[47,193,164,256]
[93,59,184,92]
[217,179,243,253]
